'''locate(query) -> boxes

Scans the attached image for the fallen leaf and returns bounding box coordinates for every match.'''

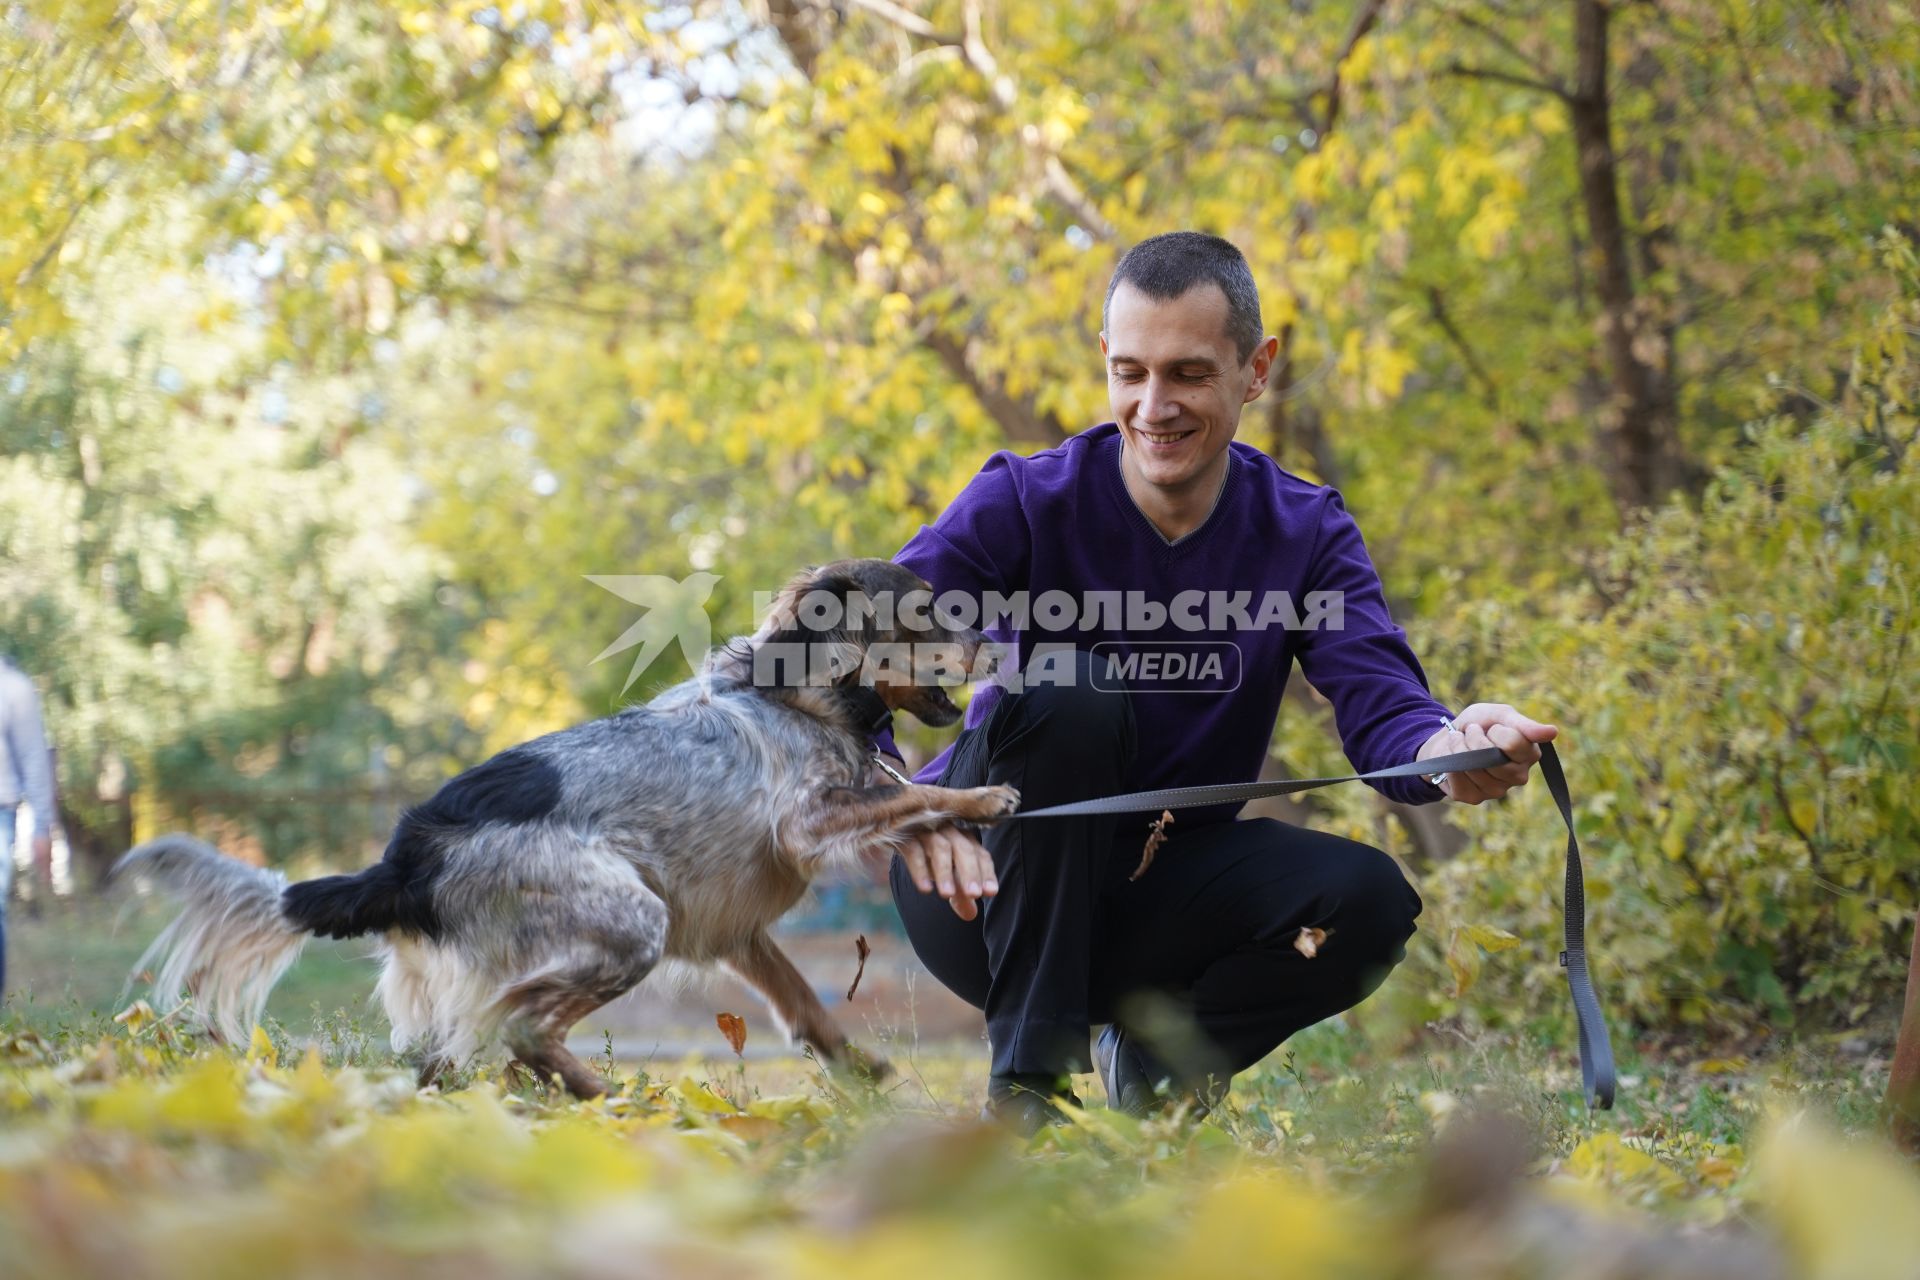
[717,1113,783,1141]
[1133,810,1174,880]
[716,1012,747,1057]
[114,1000,157,1035]
[846,934,872,1001]
[1459,923,1522,953]
[1447,922,1521,996]
[1295,927,1328,958]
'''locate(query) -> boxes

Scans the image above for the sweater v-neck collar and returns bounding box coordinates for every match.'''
[1102,427,1240,552]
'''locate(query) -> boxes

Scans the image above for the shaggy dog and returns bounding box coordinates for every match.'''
[113,559,1013,1097]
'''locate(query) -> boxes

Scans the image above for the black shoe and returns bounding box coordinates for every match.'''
[981,1073,1082,1136]
[1094,1024,1155,1116]
[1095,1024,1210,1119]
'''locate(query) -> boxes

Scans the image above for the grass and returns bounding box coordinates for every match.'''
[3,996,1913,1280]
[5,895,1914,1278]
[3,894,375,1033]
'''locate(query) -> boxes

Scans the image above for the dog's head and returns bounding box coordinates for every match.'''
[749,558,994,728]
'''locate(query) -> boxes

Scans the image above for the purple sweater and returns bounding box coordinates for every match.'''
[883,424,1451,814]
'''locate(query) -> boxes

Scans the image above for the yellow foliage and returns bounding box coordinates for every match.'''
[1755,1112,1920,1280]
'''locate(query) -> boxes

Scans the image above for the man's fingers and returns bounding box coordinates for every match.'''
[901,828,999,911]
[956,833,998,897]
[1444,725,1491,803]
[901,836,934,893]
[1461,723,1513,798]
[939,830,992,920]
[1444,770,1489,804]
[1485,724,1536,785]
[1460,702,1559,743]
[927,831,958,897]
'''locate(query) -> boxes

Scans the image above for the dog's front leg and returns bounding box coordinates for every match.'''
[805,781,1020,847]
[725,932,891,1081]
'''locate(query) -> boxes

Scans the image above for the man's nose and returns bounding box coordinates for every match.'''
[1138,379,1181,423]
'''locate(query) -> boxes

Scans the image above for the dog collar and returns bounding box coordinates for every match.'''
[836,683,894,736]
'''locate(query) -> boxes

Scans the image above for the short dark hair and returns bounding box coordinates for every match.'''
[1103,231,1264,362]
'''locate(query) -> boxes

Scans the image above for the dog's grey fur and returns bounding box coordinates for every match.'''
[113,560,1012,1097]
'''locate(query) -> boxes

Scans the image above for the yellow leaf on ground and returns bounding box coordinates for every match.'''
[247,1025,278,1069]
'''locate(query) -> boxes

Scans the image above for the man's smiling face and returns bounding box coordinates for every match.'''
[1100,279,1273,495]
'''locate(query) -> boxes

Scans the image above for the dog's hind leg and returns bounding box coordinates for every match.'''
[500,985,624,1099]
[490,865,670,1100]
[725,931,890,1082]
[376,935,495,1088]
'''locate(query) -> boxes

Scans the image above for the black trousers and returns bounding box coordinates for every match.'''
[890,651,1424,1083]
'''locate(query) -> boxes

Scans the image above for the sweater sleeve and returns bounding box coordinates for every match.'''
[894,450,1031,606]
[2,670,57,837]
[873,452,1031,764]
[1292,489,1451,806]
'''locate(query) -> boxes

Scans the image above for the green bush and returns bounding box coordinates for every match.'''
[1417,233,1919,1035]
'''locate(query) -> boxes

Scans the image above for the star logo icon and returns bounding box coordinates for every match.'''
[586,572,723,695]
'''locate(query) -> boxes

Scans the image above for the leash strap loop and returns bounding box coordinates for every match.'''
[999,742,1618,1109]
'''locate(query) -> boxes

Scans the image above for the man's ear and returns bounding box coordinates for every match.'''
[1244,334,1280,403]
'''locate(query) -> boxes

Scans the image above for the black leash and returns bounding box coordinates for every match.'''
[996,743,1617,1110]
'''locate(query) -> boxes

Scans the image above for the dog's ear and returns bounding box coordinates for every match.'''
[757,568,866,687]
[762,568,857,636]
[802,570,860,609]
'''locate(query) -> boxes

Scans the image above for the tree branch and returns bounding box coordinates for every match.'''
[1441,61,1572,100]
[1438,3,1567,92]
[1319,0,1388,135]
[1424,286,1500,407]
[1269,0,1387,458]
[848,0,952,42]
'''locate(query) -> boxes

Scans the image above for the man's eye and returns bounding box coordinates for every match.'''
[1113,370,1144,382]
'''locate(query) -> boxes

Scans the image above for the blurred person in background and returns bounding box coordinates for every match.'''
[0,651,56,997]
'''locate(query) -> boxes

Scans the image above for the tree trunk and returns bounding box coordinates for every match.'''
[1569,0,1685,509]
[57,791,131,891]
[1889,910,1920,1155]
[921,327,1067,444]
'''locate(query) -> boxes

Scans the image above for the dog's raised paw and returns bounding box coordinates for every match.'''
[963,784,1021,820]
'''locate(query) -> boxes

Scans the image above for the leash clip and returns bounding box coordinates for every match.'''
[871,751,914,787]
[1559,950,1569,968]
[1426,714,1457,790]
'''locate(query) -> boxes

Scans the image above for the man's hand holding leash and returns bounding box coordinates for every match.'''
[1416,703,1558,804]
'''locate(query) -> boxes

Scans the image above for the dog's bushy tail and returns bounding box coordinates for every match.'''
[112,835,309,1044]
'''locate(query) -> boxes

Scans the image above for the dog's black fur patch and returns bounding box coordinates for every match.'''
[282,750,563,940]
[404,748,563,829]
[283,860,443,940]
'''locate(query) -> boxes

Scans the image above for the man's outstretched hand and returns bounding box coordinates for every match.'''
[895,827,997,921]
[1416,702,1558,805]
[869,756,999,920]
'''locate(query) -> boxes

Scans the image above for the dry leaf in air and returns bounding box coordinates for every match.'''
[1133,810,1175,880]
[1295,927,1329,959]
[716,1011,747,1057]
[846,934,873,1001]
